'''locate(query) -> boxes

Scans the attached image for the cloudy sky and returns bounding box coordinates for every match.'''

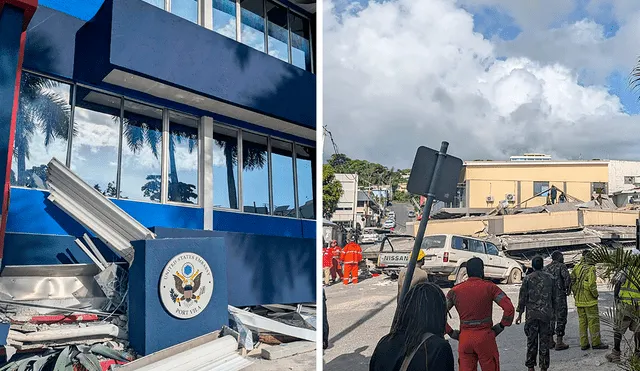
[323,0,640,168]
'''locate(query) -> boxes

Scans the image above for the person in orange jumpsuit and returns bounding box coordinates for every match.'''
[446,258,515,371]
[341,236,362,285]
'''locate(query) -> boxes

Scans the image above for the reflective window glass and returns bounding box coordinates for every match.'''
[120,101,163,202]
[240,0,265,52]
[469,239,486,254]
[213,0,237,40]
[271,139,295,217]
[71,88,121,196]
[168,112,199,204]
[295,144,314,219]
[213,125,239,209]
[172,0,198,23]
[242,132,269,214]
[12,73,71,189]
[266,1,289,63]
[486,243,499,256]
[143,0,165,9]
[289,12,311,71]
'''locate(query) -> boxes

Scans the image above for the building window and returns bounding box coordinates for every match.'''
[213,0,237,40]
[592,182,607,195]
[71,88,122,197]
[296,144,315,219]
[143,0,164,8]
[12,73,72,189]
[533,181,549,197]
[469,239,485,254]
[212,125,239,209]
[168,111,199,204]
[242,132,269,214]
[266,1,289,63]
[120,101,163,202]
[289,11,311,71]
[171,0,199,23]
[271,139,295,217]
[625,176,635,185]
[240,0,266,52]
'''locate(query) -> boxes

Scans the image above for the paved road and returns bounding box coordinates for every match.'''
[323,275,622,371]
[388,203,414,234]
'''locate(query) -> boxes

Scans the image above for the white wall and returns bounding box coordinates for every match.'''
[331,174,359,226]
[608,161,640,194]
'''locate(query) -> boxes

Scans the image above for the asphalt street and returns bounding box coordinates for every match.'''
[388,203,414,234]
[323,275,624,371]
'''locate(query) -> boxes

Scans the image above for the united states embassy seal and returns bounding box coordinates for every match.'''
[159,253,213,319]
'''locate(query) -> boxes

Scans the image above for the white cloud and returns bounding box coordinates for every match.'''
[324,0,640,168]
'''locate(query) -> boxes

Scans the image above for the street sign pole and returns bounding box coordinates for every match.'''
[399,141,449,304]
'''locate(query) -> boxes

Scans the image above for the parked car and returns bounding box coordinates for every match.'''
[387,211,396,219]
[360,228,380,244]
[407,210,416,218]
[383,219,396,229]
[377,234,523,284]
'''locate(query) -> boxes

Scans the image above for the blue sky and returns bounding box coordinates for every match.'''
[324,0,640,165]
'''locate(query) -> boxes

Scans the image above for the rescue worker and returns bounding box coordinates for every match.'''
[550,185,558,204]
[516,256,557,371]
[543,250,571,350]
[323,244,333,286]
[446,258,515,370]
[606,247,640,363]
[570,250,608,350]
[329,240,343,283]
[397,250,429,304]
[341,236,363,285]
[559,192,567,203]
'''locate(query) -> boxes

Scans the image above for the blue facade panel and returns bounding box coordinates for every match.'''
[129,238,229,355]
[72,0,315,130]
[0,6,25,216]
[6,188,203,235]
[152,227,316,306]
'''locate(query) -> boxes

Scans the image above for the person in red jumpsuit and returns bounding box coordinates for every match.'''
[341,236,363,285]
[446,258,515,370]
[329,240,343,283]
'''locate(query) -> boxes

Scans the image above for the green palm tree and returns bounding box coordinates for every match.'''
[586,246,640,370]
[14,73,75,185]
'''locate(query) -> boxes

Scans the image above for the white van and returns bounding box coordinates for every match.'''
[422,234,523,284]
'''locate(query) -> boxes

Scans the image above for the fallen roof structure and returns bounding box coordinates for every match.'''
[46,158,155,265]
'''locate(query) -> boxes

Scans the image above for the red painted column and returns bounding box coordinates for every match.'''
[0,0,38,264]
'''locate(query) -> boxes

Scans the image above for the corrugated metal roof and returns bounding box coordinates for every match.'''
[46,158,155,265]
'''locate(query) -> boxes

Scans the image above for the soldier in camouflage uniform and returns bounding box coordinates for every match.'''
[543,251,571,350]
[516,256,557,371]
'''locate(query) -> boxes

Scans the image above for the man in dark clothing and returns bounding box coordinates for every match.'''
[323,289,329,349]
[550,186,558,204]
[543,251,571,350]
[516,256,557,371]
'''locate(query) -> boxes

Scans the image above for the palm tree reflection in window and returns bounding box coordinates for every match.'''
[12,73,74,188]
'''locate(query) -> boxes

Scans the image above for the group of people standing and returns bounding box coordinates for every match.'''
[369,248,640,371]
[322,237,363,286]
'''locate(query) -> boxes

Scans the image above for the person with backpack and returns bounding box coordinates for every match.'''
[370,282,454,371]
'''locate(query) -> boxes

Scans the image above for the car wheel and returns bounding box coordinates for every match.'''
[455,266,468,285]
[507,267,522,284]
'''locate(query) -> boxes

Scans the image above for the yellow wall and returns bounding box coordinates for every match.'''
[423,219,488,236]
[582,210,638,226]
[465,163,608,209]
[502,211,580,233]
